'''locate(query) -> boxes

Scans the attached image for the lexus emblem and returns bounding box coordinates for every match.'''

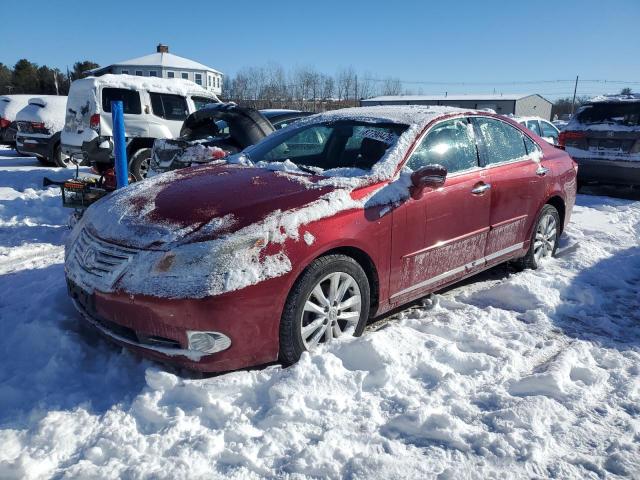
[82,247,98,270]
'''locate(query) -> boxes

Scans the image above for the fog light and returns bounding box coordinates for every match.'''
[186,331,231,354]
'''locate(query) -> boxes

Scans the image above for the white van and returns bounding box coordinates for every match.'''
[0,95,33,146]
[15,96,68,166]
[61,74,219,178]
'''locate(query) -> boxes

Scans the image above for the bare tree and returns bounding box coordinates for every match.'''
[381,77,402,96]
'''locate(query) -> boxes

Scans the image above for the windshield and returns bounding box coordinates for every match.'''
[244,120,408,173]
[577,103,640,126]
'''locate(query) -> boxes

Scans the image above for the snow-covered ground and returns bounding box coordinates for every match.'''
[0,145,639,479]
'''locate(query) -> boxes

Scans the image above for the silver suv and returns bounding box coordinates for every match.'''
[560,94,640,188]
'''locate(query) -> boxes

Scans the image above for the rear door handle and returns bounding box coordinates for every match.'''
[536,166,550,176]
[471,183,491,195]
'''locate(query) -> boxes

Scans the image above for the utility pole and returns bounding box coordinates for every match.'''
[354,74,358,107]
[571,75,579,115]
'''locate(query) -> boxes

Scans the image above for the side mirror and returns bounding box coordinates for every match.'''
[410,164,447,199]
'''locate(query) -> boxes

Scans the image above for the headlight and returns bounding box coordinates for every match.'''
[116,231,288,299]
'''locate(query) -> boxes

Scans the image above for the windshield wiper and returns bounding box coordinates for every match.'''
[296,164,320,175]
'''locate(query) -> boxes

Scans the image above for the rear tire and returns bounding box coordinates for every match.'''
[130,148,152,181]
[513,204,560,270]
[279,255,370,366]
[53,144,72,168]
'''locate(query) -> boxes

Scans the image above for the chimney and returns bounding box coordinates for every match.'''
[157,43,169,53]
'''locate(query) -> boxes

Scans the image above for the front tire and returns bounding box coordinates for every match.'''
[279,255,370,365]
[130,148,152,181]
[514,204,560,270]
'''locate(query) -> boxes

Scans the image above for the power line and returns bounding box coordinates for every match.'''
[364,77,640,86]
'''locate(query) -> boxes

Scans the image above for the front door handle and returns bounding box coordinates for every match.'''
[471,183,491,195]
[536,166,550,176]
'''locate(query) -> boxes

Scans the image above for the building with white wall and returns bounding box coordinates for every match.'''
[361,94,553,120]
[89,44,223,95]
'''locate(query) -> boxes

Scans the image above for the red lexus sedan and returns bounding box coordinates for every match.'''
[65,106,577,372]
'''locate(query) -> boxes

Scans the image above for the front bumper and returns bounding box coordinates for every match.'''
[65,274,284,372]
[16,135,51,159]
[574,156,640,186]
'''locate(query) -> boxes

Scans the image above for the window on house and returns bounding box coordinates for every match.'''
[135,70,143,76]
[194,73,202,86]
[181,72,188,79]
[167,71,175,79]
[208,76,212,87]
[149,71,158,77]
[121,69,129,75]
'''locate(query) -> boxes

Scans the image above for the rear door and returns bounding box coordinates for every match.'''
[471,116,546,263]
[389,117,491,304]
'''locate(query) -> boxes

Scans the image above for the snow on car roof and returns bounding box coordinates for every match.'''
[589,93,640,103]
[307,105,476,129]
[0,95,34,120]
[17,95,68,133]
[71,74,218,98]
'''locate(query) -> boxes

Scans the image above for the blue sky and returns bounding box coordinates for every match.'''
[2,0,639,99]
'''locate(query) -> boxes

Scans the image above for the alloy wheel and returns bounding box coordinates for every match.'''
[534,213,557,262]
[300,272,361,349]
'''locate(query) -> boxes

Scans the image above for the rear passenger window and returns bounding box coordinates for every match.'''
[407,118,478,173]
[102,88,141,114]
[473,117,527,165]
[150,93,188,121]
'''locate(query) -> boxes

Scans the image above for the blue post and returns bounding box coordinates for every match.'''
[111,100,128,188]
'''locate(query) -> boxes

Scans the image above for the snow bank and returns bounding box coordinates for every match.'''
[2,144,640,480]
[16,96,68,134]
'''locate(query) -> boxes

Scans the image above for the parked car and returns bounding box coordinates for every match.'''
[61,74,219,177]
[559,94,640,188]
[15,96,69,166]
[149,104,312,177]
[514,116,560,145]
[64,105,576,373]
[0,95,32,147]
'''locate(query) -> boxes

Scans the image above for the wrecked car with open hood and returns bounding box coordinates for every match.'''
[148,103,311,176]
[65,105,577,372]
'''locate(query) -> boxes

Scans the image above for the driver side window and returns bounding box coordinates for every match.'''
[407,118,479,173]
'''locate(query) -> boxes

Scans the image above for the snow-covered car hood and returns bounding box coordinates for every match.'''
[82,163,336,250]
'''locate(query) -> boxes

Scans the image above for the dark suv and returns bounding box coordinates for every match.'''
[559,95,640,188]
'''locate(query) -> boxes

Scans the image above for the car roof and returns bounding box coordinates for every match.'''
[302,105,482,130]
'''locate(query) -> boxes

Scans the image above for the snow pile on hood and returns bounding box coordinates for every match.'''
[16,96,68,134]
[2,151,640,479]
[0,95,33,121]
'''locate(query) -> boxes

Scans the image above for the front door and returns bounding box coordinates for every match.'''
[389,117,491,305]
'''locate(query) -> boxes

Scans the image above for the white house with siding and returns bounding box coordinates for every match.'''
[88,44,223,95]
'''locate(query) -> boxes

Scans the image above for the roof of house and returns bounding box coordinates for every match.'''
[363,94,550,103]
[90,52,222,75]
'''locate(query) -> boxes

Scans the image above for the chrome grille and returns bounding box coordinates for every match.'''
[72,229,138,282]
